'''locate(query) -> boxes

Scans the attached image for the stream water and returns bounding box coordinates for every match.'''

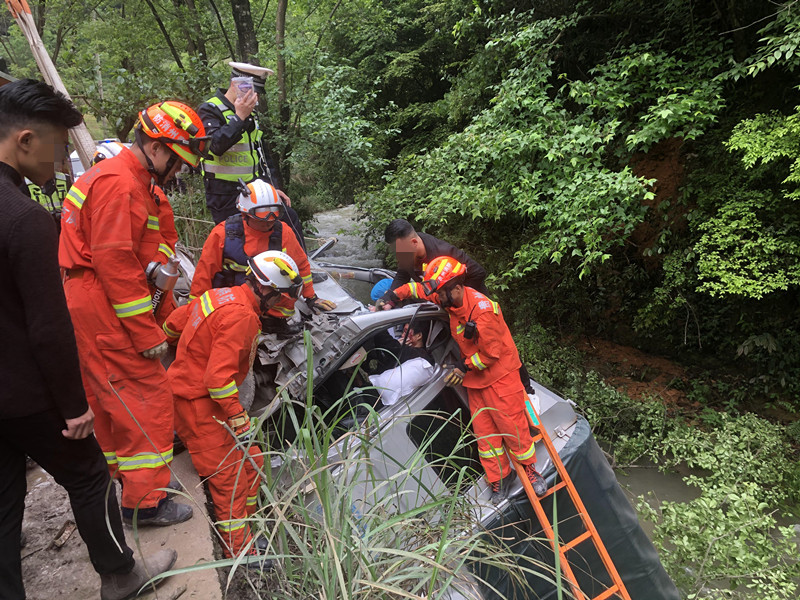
[310,205,701,534]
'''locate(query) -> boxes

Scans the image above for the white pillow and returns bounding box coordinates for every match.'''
[367,357,436,406]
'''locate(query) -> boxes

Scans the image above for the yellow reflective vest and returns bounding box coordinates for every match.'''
[201,95,263,182]
[26,172,70,216]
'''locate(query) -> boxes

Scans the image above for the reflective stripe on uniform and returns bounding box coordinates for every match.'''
[510,440,537,462]
[246,496,257,507]
[217,519,247,533]
[409,282,422,299]
[208,380,237,399]
[203,163,255,176]
[65,187,86,209]
[117,448,173,471]
[469,352,488,370]
[103,451,118,466]
[158,243,175,258]
[163,322,180,338]
[147,215,160,230]
[301,274,312,285]
[479,445,505,459]
[271,305,295,317]
[456,324,465,335]
[200,292,215,317]
[112,295,153,318]
[222,258,248,272]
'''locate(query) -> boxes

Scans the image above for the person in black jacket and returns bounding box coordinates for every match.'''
[377,218,489,301]
[0,79,175,600]
[376,218,535,393]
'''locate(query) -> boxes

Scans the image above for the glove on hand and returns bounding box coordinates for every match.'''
[444,367,466,387]
[307,296,337,312]
[227,410,252,442]
[141,341,168,360]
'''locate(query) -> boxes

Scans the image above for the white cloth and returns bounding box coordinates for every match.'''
[368,357,436,406]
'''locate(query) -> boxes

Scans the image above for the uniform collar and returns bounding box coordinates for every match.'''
[115,145,155,190]
[0,161,24,187]
[240,283,262,313]
[215,89,235,111]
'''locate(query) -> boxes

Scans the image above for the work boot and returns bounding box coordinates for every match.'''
[489,470,517,505]
[525,463,547,497]
[100,548,177,600]
[165,478,183,497]
[243,537,275,572]
[122,498,193,528]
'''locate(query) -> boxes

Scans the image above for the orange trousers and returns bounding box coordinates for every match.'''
[467,370,537,483]
[175,396,263,557]
[65,272,173,510]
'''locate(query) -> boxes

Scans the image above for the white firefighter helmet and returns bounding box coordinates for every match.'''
[248,250,303,298]
[92,140,127,165]
[236,179,284,221]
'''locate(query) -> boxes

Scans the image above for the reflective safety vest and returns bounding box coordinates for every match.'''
[200,95,263,182]
[211,213,286,288]
[26,172,70,217]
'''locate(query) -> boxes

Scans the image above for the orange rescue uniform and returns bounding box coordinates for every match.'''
[164,285,264,556]
[59,147,173,511]
[393,282,536,483]
[189,218,314,320]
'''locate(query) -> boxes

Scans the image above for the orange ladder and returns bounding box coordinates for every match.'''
[512,397,632,600]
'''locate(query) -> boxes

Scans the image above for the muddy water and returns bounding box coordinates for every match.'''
[311,204,703,531]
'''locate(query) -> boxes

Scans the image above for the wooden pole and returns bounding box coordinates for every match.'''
[5,0,96,170]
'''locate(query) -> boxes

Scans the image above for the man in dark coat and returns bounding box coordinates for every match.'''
[0,79,175,600]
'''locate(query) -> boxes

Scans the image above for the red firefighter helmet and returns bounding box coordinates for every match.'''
[421,256,467,296]
[137,101,211,167]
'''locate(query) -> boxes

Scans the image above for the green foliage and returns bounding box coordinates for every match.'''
[694,190,800,298]
[569,42,726,153]
[644,414,800,599]
[741,3,800,78]
[285,61,393,206]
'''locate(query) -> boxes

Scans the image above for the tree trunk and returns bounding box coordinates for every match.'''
[34,0,46,37]
[142,0,186,71]
[230,0,259,61]
[275,0,290,184]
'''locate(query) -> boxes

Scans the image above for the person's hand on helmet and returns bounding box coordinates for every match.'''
[307,296,337,313]
[141,341,168,360]
[444,364,468,387]
[276,189,292,208]
[234,89,258,120]
[227,409,252,442]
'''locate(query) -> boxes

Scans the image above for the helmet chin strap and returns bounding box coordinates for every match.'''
[251,279,280,313]
[439,287,455,308]
[135,128,178,186]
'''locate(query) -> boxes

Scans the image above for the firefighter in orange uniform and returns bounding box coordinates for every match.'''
[189,179,335,335]
[59,101,211,526]
[384,256,548,504]
[92,141,180,325]
[164,250,301,560]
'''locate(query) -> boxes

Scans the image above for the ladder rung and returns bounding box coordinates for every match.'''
[539,479,567,500]
[561,530,592,552]
[591,584,620,600]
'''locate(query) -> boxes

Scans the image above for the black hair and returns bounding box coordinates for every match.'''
[384,219,416,244]
[0,79,82,141]
[407,323,428,346]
